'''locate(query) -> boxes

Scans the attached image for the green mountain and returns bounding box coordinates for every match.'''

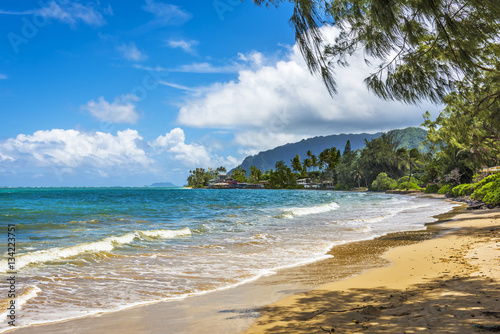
[234,127,427,174]
[388,127,428,151]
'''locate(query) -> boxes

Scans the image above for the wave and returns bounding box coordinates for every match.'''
[0,285,41,321]
[139,227,191,238]
[277,202,340,219]
[1,228,191,272]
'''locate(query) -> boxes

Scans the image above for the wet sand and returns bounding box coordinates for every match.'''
[244,205,500,333]
[8,197,499,334]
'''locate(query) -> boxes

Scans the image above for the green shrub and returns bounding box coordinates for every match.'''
[397,176,419,185]
[474,173,500,189]
[371,173,397,191]
[396,176,421,190]
[471,174,500,205]
[334,183,349,190]
[398,182,421,190]
[450,183,474,197]
[424,184,440,193]
[438,184,454,195]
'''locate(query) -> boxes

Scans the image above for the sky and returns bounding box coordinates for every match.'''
[0,0,441,187]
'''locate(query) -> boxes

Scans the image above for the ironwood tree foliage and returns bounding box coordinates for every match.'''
[423,61,500,167]
[255,0,500,105]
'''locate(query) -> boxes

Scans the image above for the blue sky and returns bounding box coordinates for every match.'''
[0,0,440,187]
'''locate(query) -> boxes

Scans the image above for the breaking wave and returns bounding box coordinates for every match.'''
[277,202,340,219]
[1,228,191,272]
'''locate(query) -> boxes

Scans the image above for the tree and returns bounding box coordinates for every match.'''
[311,154,318,171]
[291,154,302,173]
[353,169,363,188]
[303,158,312,173]
[343,140,351,155]
[231,167,247,183]
[187,168,211,188]
[398,148,421,191]
[318,149,328,172]
[318,147,341,183]
[256,0,500,105]
[249,165,263,183]
[371,173,397,191]
[420,64,500,185]
[357,133,400,184]
[337,140,358,188]
[269,160,296,188]
[216,166,227,175]
[422,61,500,169]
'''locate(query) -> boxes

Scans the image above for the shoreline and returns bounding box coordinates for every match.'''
[243,202,500,333]
[5,195,485,333]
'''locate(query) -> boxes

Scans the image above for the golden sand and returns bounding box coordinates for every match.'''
[243,208,500,334]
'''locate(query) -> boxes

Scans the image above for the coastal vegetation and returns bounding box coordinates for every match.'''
[236,128,426,175]
[187,121,499,206]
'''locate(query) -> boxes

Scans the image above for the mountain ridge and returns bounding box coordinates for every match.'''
[233,127,427,174]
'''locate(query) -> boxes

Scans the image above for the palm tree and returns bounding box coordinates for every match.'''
[303,158,312,173]
[396,148,408,178]
[353,169,364,188]
[398,148,421,191]
[291,154,302,173]
[311,154,318,171]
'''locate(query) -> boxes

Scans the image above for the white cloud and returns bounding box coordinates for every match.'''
[38,1,108,27]
[0,129,152,169]
[166,39,198,54]
[151,128,237,168]
[175,62,242,73]
[117,42,148,61]
[158,81,197,92]
[81,95,139,124]
[133,51,269,74]
[0,74,7,80]
[176,26,440,152]
[0,10,36,15]
[137,0,191,32]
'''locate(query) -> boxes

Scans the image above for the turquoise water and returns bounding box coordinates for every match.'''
[0,188,455,330]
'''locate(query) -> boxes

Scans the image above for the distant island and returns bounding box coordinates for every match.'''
[148,182,179,188]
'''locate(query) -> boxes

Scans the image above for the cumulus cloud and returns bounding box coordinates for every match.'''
[117,42,148,61]
[81,95,139,124]
[0,129,152,170]
[176,26,439,152]
[151,128,237,168]
[167,39,198,54]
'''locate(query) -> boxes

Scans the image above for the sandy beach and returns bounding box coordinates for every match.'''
[244,204,500,333]
[6,197,499,334]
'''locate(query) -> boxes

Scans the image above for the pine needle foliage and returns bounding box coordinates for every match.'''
[254,0,500,104]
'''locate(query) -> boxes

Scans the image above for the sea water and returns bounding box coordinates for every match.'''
[0,188,456,331]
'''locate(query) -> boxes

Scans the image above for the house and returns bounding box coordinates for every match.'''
[482,166,500,174]
[208,177,238,188]
[321,180,335,188]
[297,178,308,186]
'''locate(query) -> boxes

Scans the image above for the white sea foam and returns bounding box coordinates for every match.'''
[17,286,42,309]
[0,228,191,272]
[278,202,340,219]
[0,285,41,322]
[139,227,191,238]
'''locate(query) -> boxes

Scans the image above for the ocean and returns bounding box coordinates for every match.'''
[0,188,456,331]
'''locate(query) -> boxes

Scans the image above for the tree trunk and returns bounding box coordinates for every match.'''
[406,164,411,191]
